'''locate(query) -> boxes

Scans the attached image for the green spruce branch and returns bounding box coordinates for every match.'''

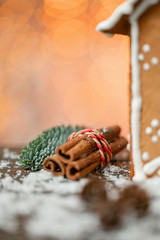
[20,125,85,171]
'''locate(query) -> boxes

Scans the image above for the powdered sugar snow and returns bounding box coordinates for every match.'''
[0,148,160,240]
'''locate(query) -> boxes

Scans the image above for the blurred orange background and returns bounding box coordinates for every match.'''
[0,0,129,146]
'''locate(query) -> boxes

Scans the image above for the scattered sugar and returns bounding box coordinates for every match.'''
[0,192,19,232]
[142,177,160,198]
[0,160,10,169]
[1,152,160,240]
[101,164,130,187]
[13,170,21,178]
[3,148,20,160]
[14,161,21,168]
[0,168,97,239]
[15,161,20,166]
[0,169,88,194]
[26,195,99,240]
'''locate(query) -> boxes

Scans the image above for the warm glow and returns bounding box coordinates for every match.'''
[63,80,107,126]
[0,0,129,146]
[49,20,87,57]
[44,0,87,19]
[45,0,86,10]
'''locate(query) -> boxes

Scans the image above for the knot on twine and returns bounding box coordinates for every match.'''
[68,128,112,167]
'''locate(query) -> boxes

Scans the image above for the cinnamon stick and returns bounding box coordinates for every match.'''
[43,154,66,177]
[66,137,128,180]
[56,126,121,163]
[43,126,127,181]
[100,125,121,142]
[109,137,129,156]
[66,151,100,181]
[57,136,97,164]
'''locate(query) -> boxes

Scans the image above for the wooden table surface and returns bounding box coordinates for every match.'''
[0,147,30,240]
[1,147,159,240]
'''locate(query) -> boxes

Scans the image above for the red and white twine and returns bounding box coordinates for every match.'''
[68,128,112,167]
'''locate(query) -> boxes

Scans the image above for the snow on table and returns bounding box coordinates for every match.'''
[0,147,160,240]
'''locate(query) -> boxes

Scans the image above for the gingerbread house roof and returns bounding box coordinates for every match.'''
[96,0,159,36]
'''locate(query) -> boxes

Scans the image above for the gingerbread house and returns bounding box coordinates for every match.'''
[96,0,160,180]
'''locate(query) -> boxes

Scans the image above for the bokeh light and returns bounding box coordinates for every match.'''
[49,19,88,57]
[44,0,87,19]
[0,0,129,146]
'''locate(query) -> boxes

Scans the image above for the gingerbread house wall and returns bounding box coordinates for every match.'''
[96,0,160,179]
[134,3,160,178]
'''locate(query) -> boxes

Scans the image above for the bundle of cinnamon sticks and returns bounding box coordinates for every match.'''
[43,126,128,181]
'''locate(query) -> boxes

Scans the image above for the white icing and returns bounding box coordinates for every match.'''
[138,53,144,61]
[145,127,152,135]
[143,63,150,71]
[132,173,146,182]
[96,0,160,33]
[142,44,150,53]
[151,119,159,128]
[96,0,138,32]
[127,134,130,141]
[129,0,159,18]
[157,129,160,137]
[142,152,150,161]
[151,57,159,65]
[152,135,159,143]
[126,143,130,151]
[143,156,160,176]
[130,17,144,180]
